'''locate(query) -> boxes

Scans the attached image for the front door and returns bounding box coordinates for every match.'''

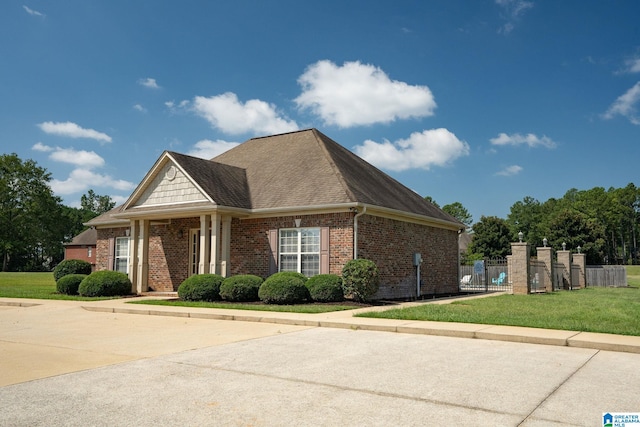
[189,229,200,276]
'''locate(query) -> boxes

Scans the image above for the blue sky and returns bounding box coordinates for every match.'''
[2,1,640,223]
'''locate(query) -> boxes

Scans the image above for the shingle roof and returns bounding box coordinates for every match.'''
[211,128,459,224]
[64,227,97,246]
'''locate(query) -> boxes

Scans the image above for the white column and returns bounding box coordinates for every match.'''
[128,220,138,293]
[220,216,231,277]
[210,213,220,275]
[136,219,149,293]
[199,215,210,274]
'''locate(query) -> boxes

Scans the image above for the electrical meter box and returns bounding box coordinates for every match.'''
[412,253,422,266]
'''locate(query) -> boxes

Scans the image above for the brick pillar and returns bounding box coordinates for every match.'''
[557,250,572,290]
[537,246,555,293]
[573,253,586,288]
[510,242,531,294]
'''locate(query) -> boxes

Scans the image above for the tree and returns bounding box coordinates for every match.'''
[0,154,67,271]
[423,195,439,208]
[544,209,606,264]
[506,196,544,250]
[81,189,115,217]
[467,216,512,259]
[442,201,472,229]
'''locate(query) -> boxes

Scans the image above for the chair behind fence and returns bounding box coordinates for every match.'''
[460,258,511,292]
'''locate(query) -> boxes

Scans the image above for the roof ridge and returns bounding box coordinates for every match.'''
[310,129,358,203]
[248,128,316,141]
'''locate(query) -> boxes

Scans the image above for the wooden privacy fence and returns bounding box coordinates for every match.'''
[586,265,627,287]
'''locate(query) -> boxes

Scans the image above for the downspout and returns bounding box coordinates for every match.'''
[353,206,366,259]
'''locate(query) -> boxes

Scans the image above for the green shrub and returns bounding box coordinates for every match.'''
[306,274,344,302]
[273,271,308,283]
[53,259,92,281]
[56,274,88,295]
[219,275,263,302]
[342,259,380,302]
[259,272,310,304]
[177,274,225,301]
[78,271,132,297]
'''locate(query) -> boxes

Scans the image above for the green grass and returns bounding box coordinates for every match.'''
[0,272,118,301]
[359,284,640,336]
[128,298,362,313]
[627,265,640,288]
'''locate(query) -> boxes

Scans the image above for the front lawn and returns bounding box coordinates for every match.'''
[358,285,640,336]
[0,272,118,301]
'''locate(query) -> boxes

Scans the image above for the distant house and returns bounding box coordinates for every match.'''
[63,228,97,271]
[86,129,464,299]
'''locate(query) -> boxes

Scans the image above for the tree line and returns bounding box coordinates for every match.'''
[0,154,114,272]
[431,185,639,265]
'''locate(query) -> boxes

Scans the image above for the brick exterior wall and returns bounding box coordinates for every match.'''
[95,228,128,271]
[230,213,353,278]
[96,212,460,298]
[357,215,459,299]
[64,246,96,271]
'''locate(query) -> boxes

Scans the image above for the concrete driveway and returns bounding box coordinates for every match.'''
[1,299,639,426]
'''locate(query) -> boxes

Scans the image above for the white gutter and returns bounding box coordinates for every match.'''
[353,206,367,259]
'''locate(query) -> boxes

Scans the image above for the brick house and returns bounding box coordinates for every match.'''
[63,228,97,271]
[86,129,464,299]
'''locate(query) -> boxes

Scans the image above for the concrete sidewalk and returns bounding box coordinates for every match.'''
[65,293,640,354]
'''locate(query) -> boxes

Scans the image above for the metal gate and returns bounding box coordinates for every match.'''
[460,258,511,292]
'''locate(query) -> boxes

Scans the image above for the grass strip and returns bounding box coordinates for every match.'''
[358,286,640,336]
[128,298,360,313]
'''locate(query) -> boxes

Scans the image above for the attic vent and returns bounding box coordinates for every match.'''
[165,166,177,181]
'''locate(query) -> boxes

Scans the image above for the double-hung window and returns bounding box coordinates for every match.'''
[114,237,129,274]
[279,228,320,276]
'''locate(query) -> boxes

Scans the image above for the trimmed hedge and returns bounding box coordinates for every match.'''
[306,274,344,302]
[56,274,88,295]
[259,272,310,305]
[78,271,132,297]
[53,259,92,281]
[342,259,380,302]
[177,274,225,301]
[219,275,263,302]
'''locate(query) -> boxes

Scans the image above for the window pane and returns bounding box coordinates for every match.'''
[301,254,320,276]
[115,238,129,257]
[279,230,298,254]
[114,258,128,274]
[301,229,320,253]
[279,254,298,272]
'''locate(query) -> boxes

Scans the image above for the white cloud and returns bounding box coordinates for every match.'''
[353,128,470,172]
[490,132,556,148]
[138,78,160,89]
[32,142,53,152]
[623,57,640,74]
[295,60,436,128]
[187,139,240,159]
[49,147,105,168]
[38,121,112,143]
[603,81,640,125]
[495,0,533,34]
[50,168,135,195]
[133,104,147,113]
[32,143,105,168]
[23,5,45,17]
[193,92,298,135]
[496,165,523,176]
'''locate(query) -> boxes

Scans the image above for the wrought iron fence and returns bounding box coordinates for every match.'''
[459,258,510,292]
[529,260,547,292]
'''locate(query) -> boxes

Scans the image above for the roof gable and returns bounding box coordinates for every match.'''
[122,152,250,211]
